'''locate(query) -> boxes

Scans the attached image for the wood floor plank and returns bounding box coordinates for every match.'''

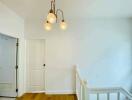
[17,93,77,100]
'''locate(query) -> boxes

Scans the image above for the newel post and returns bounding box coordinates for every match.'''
[81,80,89,100]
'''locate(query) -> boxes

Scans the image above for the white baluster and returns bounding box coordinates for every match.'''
[97,93,99,100]
[117,92,120,100]
[107,93,110,100]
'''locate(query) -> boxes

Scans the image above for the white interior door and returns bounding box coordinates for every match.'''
[27,39,45,92]
[0,34,17,97]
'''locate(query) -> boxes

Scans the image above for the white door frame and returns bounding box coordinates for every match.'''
[0,32,27,97]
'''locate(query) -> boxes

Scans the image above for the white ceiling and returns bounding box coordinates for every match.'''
[0,0,132,20]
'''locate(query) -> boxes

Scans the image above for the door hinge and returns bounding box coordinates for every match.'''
[16,43,19,46]
[16,65,18,69]
[16,88,18,92]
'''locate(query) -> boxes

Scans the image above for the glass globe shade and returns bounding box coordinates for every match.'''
[47,13,56,24]
[60,21,67,30]
[45,22,52,31]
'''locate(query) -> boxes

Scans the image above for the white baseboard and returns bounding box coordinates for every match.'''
[26,91,46,93]
[25,90,75,94]
[45,90,75,94]
[31,91,46,93]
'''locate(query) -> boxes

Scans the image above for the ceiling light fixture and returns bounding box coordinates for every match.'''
[44,0,67,31]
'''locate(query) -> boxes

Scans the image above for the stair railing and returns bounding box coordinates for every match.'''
[76,67,132,100]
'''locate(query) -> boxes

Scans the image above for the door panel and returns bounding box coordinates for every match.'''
[27,39,45,92]
[0,34,17,97]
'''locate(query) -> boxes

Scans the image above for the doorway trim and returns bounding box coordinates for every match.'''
[15,38,19,97]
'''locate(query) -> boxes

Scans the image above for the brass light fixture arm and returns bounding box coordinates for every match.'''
[51,0,56,14]
[56,9,65,23]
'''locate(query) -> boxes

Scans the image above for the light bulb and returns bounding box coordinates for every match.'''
[45,21,52,31]
[47,13,56,23]
[60,21,67,30]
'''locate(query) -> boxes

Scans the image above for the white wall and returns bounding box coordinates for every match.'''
[0,2,24,38]
[0,1,25,96]
[25,18,132,93]
[74,19,132,89]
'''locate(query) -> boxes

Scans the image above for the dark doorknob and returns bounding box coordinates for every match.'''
[43,64,46,67]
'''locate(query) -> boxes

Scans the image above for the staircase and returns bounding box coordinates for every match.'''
[76,67,132,100]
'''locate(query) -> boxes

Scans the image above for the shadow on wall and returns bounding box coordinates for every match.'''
[128,62,132,93]
[130,19,132,93]
[130,69,132,93]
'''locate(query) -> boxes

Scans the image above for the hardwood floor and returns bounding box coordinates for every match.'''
[17,93,77,100]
